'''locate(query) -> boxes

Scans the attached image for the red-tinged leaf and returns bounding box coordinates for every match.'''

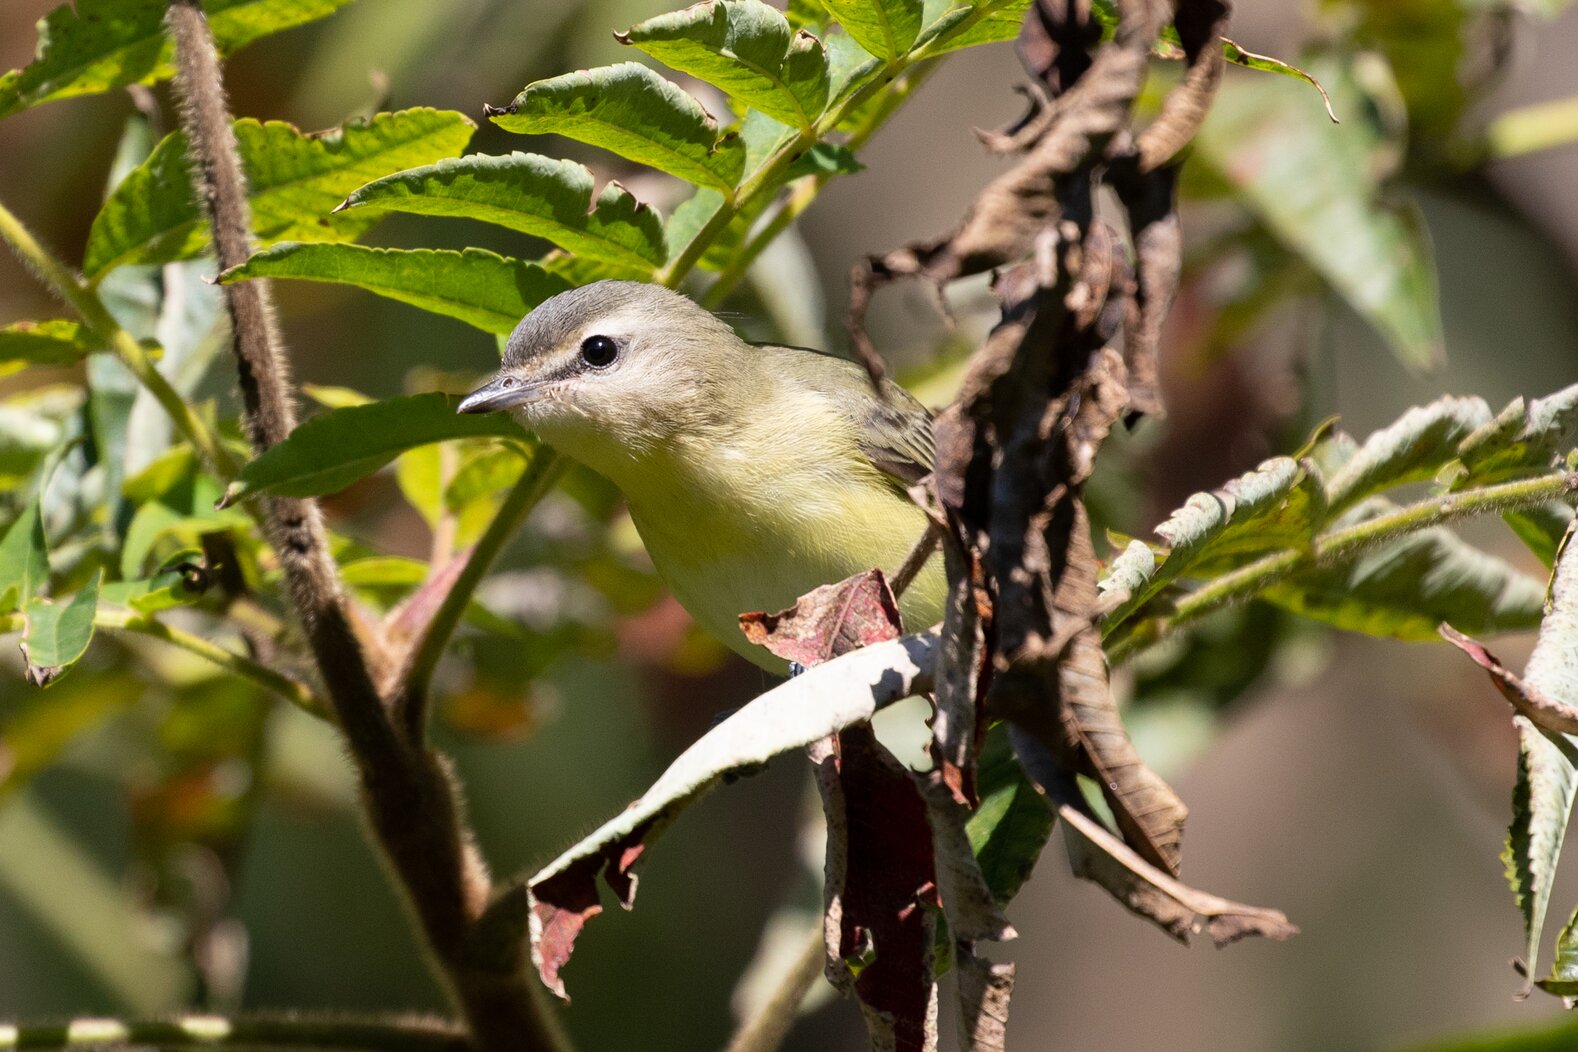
[812,725,940,1052]
[1440,624,1578,736]
[739,568,902,665]
[529,821,654,1001]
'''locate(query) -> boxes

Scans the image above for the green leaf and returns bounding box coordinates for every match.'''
[0,0,356,121]
[395,442,445,529]
[446,445,528,512]
[1325,395,1493,513]
[99,569,207,615]
[0,320,97,376]
[967,724,1053,904]
[819,0,920,60]
[21,572,100,683]
[915,0,1032,56]
[1456,384,1578,489]
[1536,900,1578,1000]
[223,393,533,504]
[341,153,665,270]
[85,108,475,279]
[1192,56,1443,369]
[1265,520,1546,641]
[1504,504,1575,569]
[220,243,570,333]
[824,29,882,109]
[0,502,49,616]
[488,62,746,192]
[619,0,831,130]
[340,555,430,588]
[1506,718,1578,998]
[1219,41,1336,122]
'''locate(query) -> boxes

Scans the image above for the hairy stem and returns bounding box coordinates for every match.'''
[395,446,566,738]
[1107,471,1578,662]
[0,199,237,480]
[164,5,565,1050]
[0,1015,467,1051]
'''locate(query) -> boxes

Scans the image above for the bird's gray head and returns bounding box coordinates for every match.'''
[458,280,747,465]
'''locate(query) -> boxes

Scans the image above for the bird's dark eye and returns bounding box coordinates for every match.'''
[579,335,619,368]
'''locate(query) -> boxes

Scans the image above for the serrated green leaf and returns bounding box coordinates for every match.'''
[1507,717,1578,995]
[220,243,570,333]
[1325,395,1493,513]
[967,724,1053,903]
[819,0,920,60]
[1193,56,1443,369]
[21,572,100,681]
[915,0,1032,55]
[824,28,882,108]
[1265,521,1546,640]
[1106,457,1324,627]
[0,0,356,121]
[1457,384,1578,489]
[0,320,97,376]
[341,153,665,270]
[0,502,49,616]
[85,108,474,279]
[489,63,746,192]
[223,393,533,504]
[620,0,830,129]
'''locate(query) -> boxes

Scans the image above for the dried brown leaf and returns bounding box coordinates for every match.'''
[1440,623,1578,736]
[739,569,903,666]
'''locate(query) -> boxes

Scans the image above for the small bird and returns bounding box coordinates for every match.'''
[458,280,945,672]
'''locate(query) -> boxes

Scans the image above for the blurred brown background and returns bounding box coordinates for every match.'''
[2,1,1578,1049]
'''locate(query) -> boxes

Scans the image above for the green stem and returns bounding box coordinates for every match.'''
[0,1014,466,1051]
[1107,471,1578,664]
[0,199,238,482]
[395,445,567,736]
[0,609,324,717]
[1484,95,1578,161]
[658,0,1011,291]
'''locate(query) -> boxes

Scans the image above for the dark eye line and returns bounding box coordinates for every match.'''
[579,334,619,369]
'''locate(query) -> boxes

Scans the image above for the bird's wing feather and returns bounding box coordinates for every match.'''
[762,345,935,488]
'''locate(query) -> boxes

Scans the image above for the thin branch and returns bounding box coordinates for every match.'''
[1107,471,1578,662]
[162,5,566,1050]
[0,199,237,481]
[0,1014,468,1051]
[723,924,827,1052]
[890,521,943,600]
[394,448,566,738]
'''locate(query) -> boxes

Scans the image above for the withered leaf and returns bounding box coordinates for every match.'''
[739,568,903,665]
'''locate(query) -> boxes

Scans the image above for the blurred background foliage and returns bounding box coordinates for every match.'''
[2,0,1578,1049]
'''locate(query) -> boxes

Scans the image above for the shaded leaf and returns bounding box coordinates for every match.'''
[341,153,665,270]
[1266,520,1546,641]
[966,724,1054,904]
[1505,717,1578,995]
[488,63,746,192]
[220,243,570,333]
[1193,56,1443,369]
[222,393,533,504]
[525,630,939,998]
[1505,503,1575,568]
[0,0,355,120]
[820,0,921,60]
[0,501,48,615]
[619,0,831,129]
[0,320,97,376]
[1326,395,1493,513]
[85,109,474,279]
[99,568,209,616]
[21,572,100,686]
[1536,905,1578,1000]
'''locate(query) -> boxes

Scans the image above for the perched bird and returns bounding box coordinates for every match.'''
[458,280,944,672]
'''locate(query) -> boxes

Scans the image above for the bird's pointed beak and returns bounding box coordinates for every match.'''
[457,374,534,415]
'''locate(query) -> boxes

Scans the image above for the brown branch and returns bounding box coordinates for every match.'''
[163,4,563,1049]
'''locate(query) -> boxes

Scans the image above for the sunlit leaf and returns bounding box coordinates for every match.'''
[222,392,533,504]
[341,153,665,270]
[619,0,831,129]
[488,63,746,192]
[819,0,920,60]
[85,108,475,279]
[220,243,570,333]
[915,0,1032,56]
[0,0,356,120]
[1325,395,1493,513]
[21,572,100,684]
[99,568,208,615]
[0,320,97,376]
[1456,384,1578,489]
